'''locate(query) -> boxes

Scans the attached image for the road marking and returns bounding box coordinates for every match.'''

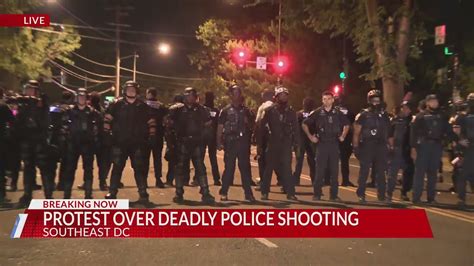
[218,153,473,223]
[255,238,278,248]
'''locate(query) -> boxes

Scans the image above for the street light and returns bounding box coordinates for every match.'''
[158,42,171,55]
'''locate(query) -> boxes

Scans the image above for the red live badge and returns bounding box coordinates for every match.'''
[0,14,50,27]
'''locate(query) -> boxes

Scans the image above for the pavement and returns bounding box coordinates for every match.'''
[0,148,472,265]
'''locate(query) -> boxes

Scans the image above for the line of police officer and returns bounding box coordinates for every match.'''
[0,79,473,207]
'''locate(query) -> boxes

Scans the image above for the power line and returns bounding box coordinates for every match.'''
[56,60,116,78]
[72,52,116,68]
[56,2,112,39]
[51,79,76,93]
[51,22,195,38]
[72,51,204,81]
[49,60,113,83]
[28,27,147,46]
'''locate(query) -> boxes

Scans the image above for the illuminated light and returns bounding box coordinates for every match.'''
[273,55,289,75]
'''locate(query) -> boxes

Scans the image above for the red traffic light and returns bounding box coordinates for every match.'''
[333,85,342,96]
[273,55,289,74]
[232,48,250,68]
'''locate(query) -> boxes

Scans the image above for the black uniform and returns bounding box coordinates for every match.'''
[338,105,355,186]
[15,96,54,202]
[304,106,349,199]
[218,104,255,198]
[49,103,71,190]
[104,98,156,200]
[144,99,168,186]
[62,105,100,199]
[354,107,390,200]
[387,114,414,198]
[259,103,300,198]
[294,110,316,184]
[0,102,14,201]
[203,105,221,184]
[168,102,213,200]
[453,112,474,202]
[92,103,112,189]
[411,109,451,203]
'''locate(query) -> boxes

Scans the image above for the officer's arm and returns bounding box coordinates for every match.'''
[352,113,363,148]
[340,112,350,140]
[256,109,269,150]
[216,110,226,148]
[409,115,420,148]
[388,118,395,148]
[291,112,301,147]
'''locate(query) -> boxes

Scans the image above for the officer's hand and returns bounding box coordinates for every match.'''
[459,139,470,147]
[411,148,417,161]
[309,135,319,144]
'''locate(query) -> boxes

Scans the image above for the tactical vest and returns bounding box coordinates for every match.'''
[67,107,98,144]
[422,112,443,140]
[314,108,341,142]
[223,105,249,140]
[392,116,410,146]
[361,109,388,142]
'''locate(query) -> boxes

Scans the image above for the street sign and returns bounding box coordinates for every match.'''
[435,25,446,45]
[256,56,267,70]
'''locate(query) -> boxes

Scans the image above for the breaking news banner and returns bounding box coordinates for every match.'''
[11,200,433,238]
[0,14,50,27]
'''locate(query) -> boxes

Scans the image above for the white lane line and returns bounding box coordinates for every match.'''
[255,238,278,248]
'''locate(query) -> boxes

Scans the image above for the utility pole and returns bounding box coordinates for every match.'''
[133,51,138,82]
[106,5,133,98]
[277,0,282,85]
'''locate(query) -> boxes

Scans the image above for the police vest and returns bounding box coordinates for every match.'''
[223,105,249,139]
[314,108,341,142]
[67,107,98,144]
[392,116,410,146]
[422,112,443,140]
[361,109,389,142]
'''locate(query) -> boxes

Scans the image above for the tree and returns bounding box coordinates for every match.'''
[0,0,81,89]
[299,0,427,111]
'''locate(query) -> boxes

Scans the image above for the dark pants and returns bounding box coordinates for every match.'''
[413,142,443,202]
[96,144,112,183]
[20,141,54,199]
[219,137,253,197]
[356,141,388,199]
[314,141,340,198]
[109,144,148,198]
[260,141,295,196]
[458,146,474,201]
[293,138,315,184]
[204,137,220,182]
[64,143,94,198]
[388,147,415,196]
[7,143,21,187]
[174,140,210,196]
[340,142,352,184]
[144,139,164,183]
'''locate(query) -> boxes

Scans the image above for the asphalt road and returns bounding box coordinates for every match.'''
[0,148,472,266]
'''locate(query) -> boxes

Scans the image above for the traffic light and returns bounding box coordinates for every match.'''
[444,46,454,56]
[232,48,250,68]
[339,71,346,80]
[273,55,289,75]
[333,84,342,96]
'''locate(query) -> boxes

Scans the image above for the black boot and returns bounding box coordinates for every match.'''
[99,180,109,191]
[84,179,93,199]
[18,195,32,208]
[105,193,117,199]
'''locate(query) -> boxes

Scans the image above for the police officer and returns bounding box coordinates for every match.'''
[168,87,215,204]
[144,87,168,188]
[410,94,452,204]
[62,88,100,199]
[203,91,221,186]
[336,96,356,187]
[255,89,275,185]
[303,91,349,201]
[51,91,74,191]
[387,100,415,201]
[90,91,111,191]
[217,85,256,202]
[0,88,14,203]
[16,80,54,206]
[293,97,316,185]
[352,90,390,203]
[258,86,300,201]
[104,81,156,204]
[452,93,474,206]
